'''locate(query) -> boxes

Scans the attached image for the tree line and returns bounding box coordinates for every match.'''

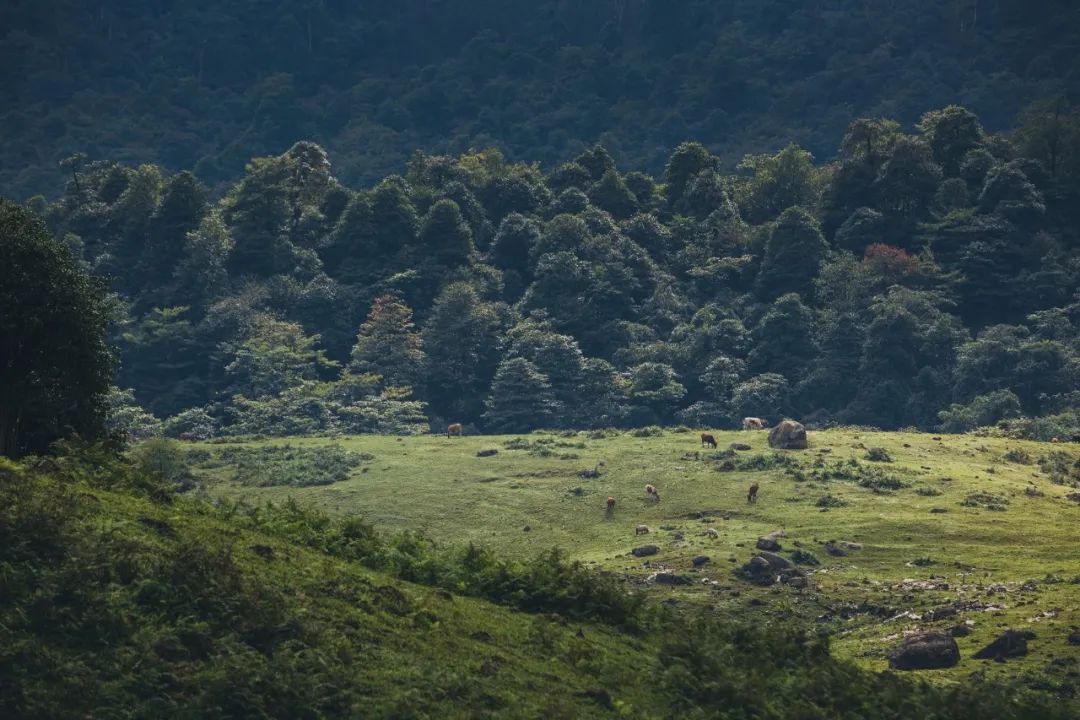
[3,102,1080,451]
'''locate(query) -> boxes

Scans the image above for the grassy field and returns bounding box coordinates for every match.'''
[190,428,1080,692]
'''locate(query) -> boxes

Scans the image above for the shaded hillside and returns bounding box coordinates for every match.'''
[2,0,1079,198]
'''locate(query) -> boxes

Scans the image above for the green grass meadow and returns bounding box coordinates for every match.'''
[191,428,1080,689]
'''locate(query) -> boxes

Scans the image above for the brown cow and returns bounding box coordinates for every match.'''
[645,484,660,502]
[700,433,717,448]
[605,496,616,513]
[447,423,464,438]
[742,417,765,431]
[747,481,760,504]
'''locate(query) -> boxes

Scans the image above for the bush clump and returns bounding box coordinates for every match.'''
[864,447,893,462]
[962,491,1010,511]
[217,444,371,487]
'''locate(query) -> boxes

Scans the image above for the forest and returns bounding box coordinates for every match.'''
[2,99,1078,454]
[2,0,1079,200]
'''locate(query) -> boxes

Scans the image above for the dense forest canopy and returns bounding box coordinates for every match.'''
[14,99,1080,441]
[2,0,1079,199]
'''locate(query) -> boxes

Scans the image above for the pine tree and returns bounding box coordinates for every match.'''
[483,357,558,432]
[349,295,425,390]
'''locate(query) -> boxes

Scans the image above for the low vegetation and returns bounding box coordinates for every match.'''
[2,439,1077,719]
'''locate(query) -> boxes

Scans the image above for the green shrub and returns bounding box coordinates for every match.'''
[962,491,1010,511]
[1004,448,1034,464]
[816,495,848,508]
[218,444,371,487]
[864,447,893,462]
[630,425,664,437]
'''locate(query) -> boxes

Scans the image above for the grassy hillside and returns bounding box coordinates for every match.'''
[190,428,1080,694]
[0,454,671,718]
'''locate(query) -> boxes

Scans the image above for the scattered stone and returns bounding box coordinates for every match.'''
[922,607,958,622]
[756,536,782,551]
[889,633,960,671]
[748,597,766,606]
[973,630,1034,661]
[476,448,498,457]
[729,443,752,451]
[1067,630,1080,646]
[930,508,948,514]
[523,525,531,532]
[823,541,846,557]
[1066,492,1080,503]
[632,545,659,557]
[768,419,808,450]
[692,555,710,567]
[949,624,973,637]
[578,467,601,479]
[471,630,494,643]
[840,541,862,550]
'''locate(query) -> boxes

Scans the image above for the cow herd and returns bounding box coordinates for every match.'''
[447,419,771,534]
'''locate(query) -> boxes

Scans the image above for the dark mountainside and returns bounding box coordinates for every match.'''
[2,0,1079,199]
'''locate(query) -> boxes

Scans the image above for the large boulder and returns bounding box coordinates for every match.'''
[756,536,782,551]
[737,551,805,586]
[632,545,659,557]
[768,419,808,450]
[889,633,960,670]
[973,630,1034,661]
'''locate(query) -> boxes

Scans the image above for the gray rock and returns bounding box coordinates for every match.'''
[692,555,710,567]
[729,443,752,451]
[632,545,659,557]
[973,630,1034,661]
[889,633,960,670]
[756,536,782,551]
[476,448,499,457]
[768,419,808,450]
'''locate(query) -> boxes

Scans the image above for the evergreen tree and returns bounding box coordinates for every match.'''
[756,207,828,300]
[588,169,638,220]
[483,357,558,432]
[1,199,115,456]
[349,295,425,390]
[417,198,474,266]
[748,293,816,380]
[422,283,507,421]
[664,142,715,209]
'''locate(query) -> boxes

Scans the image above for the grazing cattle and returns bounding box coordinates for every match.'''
[705,528,720,539]
[178,432,196,442]
[645,484,660,501]
[605,496,616,513]
[700,433,717,448]
[635,524,650,535]
[747,481,760,504]
[447,423,464,438]
[742,417,765,431]
[1051,437,1060,444]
